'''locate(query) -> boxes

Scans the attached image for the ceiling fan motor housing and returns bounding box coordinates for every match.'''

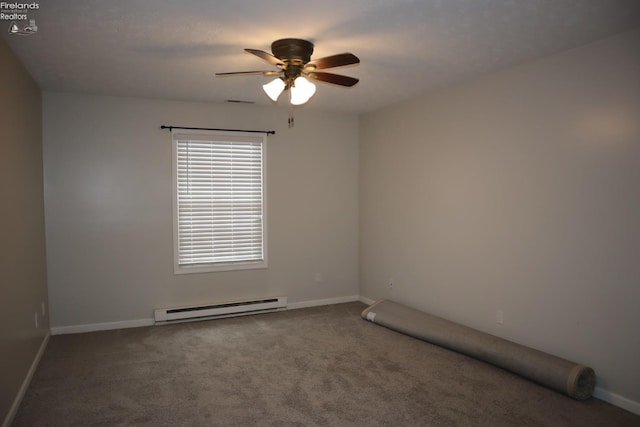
[271,38,314,66]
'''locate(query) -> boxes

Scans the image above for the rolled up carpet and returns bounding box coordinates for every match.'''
[361,299,595,400]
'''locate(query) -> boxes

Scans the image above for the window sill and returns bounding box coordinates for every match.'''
[174,260,268,275]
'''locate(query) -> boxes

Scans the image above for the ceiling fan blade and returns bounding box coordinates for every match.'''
[307,72,359,87]
[216,70,281,77]
[245,49,284,67]
[306,53,359,70]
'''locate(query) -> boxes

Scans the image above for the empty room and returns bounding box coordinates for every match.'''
[2,1,640,425]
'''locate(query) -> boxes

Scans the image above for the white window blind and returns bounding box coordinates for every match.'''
[172,131,266,273]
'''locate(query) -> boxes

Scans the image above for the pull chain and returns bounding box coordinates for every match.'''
[288,109,295,128]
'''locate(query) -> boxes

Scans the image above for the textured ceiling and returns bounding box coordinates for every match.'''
[3,0,640,114]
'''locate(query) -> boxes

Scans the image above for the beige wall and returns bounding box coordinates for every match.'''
[360,29,640,404]
[43,93,359,328]
[0,37,49,423]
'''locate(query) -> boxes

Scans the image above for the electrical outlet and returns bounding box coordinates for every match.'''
[496,309,504,325]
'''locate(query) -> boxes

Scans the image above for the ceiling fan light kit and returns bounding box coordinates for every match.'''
[217,38,359,126]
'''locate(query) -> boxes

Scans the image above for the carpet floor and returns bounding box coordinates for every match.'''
[13,302,640,426]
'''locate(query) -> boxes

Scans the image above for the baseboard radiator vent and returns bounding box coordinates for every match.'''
[154,296,287,324]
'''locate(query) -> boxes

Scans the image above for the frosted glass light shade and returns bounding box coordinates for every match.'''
[290,77,316,105]
[262,78,286,102]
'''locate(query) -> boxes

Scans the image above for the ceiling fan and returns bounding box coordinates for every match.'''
[216,38,360,107]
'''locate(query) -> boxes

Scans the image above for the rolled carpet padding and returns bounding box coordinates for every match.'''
[361,300,595,400]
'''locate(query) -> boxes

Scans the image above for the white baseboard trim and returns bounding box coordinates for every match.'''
[358,295,376,305]
[287,295,361,310]
[593,386,640,416]
[50,318,154,335]
[3,332,50,427]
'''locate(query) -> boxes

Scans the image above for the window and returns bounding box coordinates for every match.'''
[172,130,267,274]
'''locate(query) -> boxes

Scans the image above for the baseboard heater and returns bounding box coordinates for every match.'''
[154,296,287,324]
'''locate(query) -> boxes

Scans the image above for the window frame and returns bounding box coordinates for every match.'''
[172,129,268,274]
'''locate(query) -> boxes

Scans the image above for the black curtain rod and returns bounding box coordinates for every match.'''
[161,125,275,135]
